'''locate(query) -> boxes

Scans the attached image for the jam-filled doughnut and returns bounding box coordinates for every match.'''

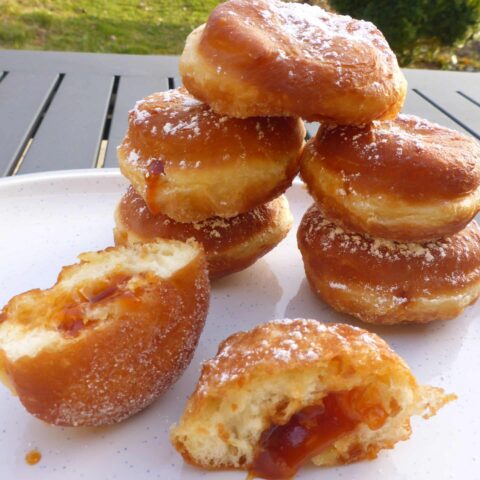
[0,240,209,426]
[180,0,406,124]
[114,187,293,280]
[300,115,480,242]
[171,319,454,479]
[118,87,305,222]
[298,204,480,325]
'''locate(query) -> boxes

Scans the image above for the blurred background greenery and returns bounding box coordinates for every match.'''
[1,0,479,70]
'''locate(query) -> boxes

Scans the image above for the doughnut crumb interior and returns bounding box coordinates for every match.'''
[171,319,455,479]
[0,240,210,426]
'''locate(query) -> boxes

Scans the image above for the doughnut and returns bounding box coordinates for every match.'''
[171,319,454,478]
[0,240,209,426]
[118,87,305,222]
[114,187,293,280]
[180,0,406,123]
[300,115,480,242]
[297,204,480,325]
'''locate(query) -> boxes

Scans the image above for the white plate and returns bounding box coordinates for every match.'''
[0,170,478,480]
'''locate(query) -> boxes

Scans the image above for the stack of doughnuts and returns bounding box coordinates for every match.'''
[115,0,413,281]
[115,89,304,280]
[298,111,480,325]
[177,0,480,324]
[186,0,480,326]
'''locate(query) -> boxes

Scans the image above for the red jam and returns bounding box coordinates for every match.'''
[58,305,85,337]
[250,390,388,479]
[25,449,41,465]
[148,159,165,176]
[251,393,357,479]
[58,275,132,337]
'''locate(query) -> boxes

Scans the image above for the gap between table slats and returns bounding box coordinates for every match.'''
[102,76,170,168]
[95,76,120,168]
[16,73,114,174]
[0,72,61,176]
[457,91,480,109]
[412,89,480,140]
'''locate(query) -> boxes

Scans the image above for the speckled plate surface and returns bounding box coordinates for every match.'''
[0,169,478,480]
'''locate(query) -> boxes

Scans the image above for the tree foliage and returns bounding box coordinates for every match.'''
[328,0,480,64]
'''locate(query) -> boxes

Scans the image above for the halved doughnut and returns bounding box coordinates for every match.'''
[297,204,480,324]
[171,319,454,478]
[0,240,209,426]
[180,0,406,123]
[114,187,293,280]
[118,87,304,222]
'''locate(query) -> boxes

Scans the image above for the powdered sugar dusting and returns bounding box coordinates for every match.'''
[249,0,394,87]
[197,319,388,395]
[192,204,269,240]
[301,206,480,293]
[329,281,349,291]
[334,113,476,163]
[271,1,383,57]
[121,186,278,245]
[303,205,454,264]
[126,149,139,165]
[127,87,279,156]
[130,88,204,138]
[0,242,209,426]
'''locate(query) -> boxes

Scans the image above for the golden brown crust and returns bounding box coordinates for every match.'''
[171,319,455,471]
[297,204,480,324]
[188,320,412,401]
[180,0,406,123]
[118,87,305,222]
[114,187,293,280]
[0,242,210,426]
[300,115,480,241]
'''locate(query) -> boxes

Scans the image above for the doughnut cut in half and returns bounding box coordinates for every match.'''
[171,319,454,479]
[0,240,209,426]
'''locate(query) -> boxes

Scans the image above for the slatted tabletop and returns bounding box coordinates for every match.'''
[0,50,479,176]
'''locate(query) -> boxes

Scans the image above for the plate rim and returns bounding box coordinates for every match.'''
[0,168,122,188]
[0,169,305,188]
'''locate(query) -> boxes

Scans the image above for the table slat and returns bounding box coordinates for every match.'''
[18,74,114,174]
[0,72,58,176]
[456,85,480,110]
[304,122,319,138]
[0,50,180,77]
[403,69,480,138]
[413,88,480,139]
[401,88,471,134]
[104,76,169,168]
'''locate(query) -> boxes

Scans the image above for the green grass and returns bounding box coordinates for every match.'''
[0,0,222,54]
[0,0,479,70]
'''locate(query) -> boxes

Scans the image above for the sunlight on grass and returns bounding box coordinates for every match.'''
[0,0,222,54]
[0,0,478,69]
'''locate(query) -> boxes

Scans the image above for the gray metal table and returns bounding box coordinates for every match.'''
[0,50,479,176]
